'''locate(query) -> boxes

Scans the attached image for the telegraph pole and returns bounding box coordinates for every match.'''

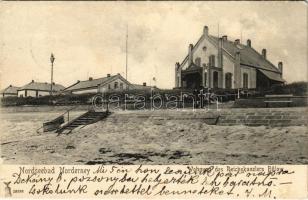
[50,53,55,96]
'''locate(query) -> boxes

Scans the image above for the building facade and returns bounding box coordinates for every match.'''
[175,26,285,90]
[17,80,65,97]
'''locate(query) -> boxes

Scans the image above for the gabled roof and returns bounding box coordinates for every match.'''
[0,85,20,94]
[64,74,131,91]
[208,35,281,73]
[18,81,65,92]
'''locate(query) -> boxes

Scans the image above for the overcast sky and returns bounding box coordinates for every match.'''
[0,1,307,89]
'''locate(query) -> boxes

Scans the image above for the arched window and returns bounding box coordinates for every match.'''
[225,73,232,89]
[204,72,207,87]
[243,73,248,89]
[195,57,201,67]
[213,71,219,88]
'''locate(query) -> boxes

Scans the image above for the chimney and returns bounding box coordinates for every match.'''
[89,77,93,81]
[234,39,240,45]
[143,82,146,86]
[203,26,209,36]
[107,74,111,77]
[278,62,283,76]
[175,62,180,70]
[247,39,251,47]
[188,44,193,65]
[31,80,34,83]
[222,35,228,41]
[262,49,267,59]
[53,82,55,85]
[9,85,12,87]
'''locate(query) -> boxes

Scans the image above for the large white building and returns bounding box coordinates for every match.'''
[175,26,285,90]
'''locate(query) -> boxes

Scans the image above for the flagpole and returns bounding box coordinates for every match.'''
[125,24,128,81]
[218,22,220,38]
[50,53,55,96]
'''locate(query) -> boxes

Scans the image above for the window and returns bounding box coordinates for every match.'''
[108,84,111,90]
[243,73,248,89]
[225,73,232,89]
[120,83,123,90]
[213,71,219,88]
[195,57,201,67]
[114,82,118,89]
[204,72,207,87]
[209,55,215,67]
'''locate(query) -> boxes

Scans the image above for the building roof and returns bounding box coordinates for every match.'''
[208,35,281,73]
[18,81,65,92]
[0,85,20,95]
[64,74,131,91]
[258,69,285,82]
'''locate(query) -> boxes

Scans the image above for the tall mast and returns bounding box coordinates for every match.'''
[125,24,128,80]
[217,22,220,38]
[50,53,55,96]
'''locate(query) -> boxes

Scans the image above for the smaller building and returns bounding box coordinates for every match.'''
[64,74,132,94]
[0,85,20,97]
[131,82,154,91]
[17,80,65,97]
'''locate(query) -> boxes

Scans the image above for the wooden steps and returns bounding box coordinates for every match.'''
[56,111,110,134]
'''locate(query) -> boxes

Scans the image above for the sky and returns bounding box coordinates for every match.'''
[0,1,307,89]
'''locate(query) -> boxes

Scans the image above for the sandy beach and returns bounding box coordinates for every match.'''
[1,107,307,165]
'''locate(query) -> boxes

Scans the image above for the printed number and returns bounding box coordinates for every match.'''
[13,190,24,193]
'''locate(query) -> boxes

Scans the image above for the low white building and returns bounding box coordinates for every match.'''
[17,80,65,97]
[0,85,20,97]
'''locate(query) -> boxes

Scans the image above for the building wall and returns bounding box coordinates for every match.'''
[18,90,25,97]
[98,78,130,93]
[17,90,50,97]
[222,55,235,88]
[240,65,257,89]
[2,93,17,97]
[72,88,98,94]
